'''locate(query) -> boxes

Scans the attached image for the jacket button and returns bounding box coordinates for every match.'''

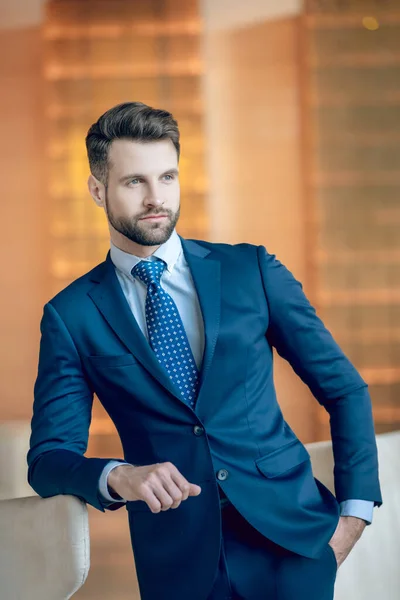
[217,469,229,481]
[193,425,204,436]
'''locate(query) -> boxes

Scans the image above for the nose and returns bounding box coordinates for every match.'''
[144,196,164,208]
[143,182,164,208]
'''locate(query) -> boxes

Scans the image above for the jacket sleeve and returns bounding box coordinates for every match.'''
[27,302,125,512]
[257,246,382,508]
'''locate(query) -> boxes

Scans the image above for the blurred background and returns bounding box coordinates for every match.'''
[0,0,399,598]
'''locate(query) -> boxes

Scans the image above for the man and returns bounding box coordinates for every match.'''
[28,102,382,600]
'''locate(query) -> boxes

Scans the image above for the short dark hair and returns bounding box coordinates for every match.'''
[85,102,180,184]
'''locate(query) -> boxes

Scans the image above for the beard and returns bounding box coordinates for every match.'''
[105,190,180,247]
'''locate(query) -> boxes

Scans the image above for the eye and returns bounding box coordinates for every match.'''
[163,174,174,181]
[128,178,140,185]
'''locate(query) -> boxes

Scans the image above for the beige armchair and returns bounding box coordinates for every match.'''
[307,430,400,600]
[0,422,90,599]
[0,421,398,599]
[0,494,90,600]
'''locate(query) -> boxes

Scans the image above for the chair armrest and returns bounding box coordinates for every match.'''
[0,494,90,600]
[306,431,400,600]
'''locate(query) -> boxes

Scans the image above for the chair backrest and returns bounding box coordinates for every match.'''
[307,430,400,600]
[0,494,90,600]
[0,420,36,500]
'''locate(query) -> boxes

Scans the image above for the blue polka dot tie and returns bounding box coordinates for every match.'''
[131,258,199,407]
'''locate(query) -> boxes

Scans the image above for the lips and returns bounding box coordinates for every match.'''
[140,215,168,220]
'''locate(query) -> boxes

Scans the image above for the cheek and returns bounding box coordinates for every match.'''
[167,182,180,203]
[115,187,141,209]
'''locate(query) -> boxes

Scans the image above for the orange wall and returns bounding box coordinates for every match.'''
[203,17,318,441]
[0,27,46,420]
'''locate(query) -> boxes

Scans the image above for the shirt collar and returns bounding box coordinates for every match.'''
[110,229,182,279]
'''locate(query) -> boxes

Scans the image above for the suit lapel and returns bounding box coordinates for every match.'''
[88,237,221,411]
[179,237,221,406]
[88,254,181,401]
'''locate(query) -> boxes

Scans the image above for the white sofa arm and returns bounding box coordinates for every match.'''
[307,430,400,600]
[0,421,36,500]
[0,494,90,600]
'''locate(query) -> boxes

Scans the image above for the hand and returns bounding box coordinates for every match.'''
[108,462,202,513]
[328,516,366,568]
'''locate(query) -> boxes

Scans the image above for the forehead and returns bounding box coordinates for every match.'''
[108,138,178,175]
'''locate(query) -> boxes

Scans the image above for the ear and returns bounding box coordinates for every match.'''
[88,174,105,207]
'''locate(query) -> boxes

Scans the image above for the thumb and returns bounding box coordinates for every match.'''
[189,483,202,496]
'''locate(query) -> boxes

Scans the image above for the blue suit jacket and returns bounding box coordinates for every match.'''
[28,238,382,600]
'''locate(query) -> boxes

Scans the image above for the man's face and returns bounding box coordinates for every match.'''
[103,138,180,247]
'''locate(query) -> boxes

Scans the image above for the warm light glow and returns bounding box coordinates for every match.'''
[362,16,379,31]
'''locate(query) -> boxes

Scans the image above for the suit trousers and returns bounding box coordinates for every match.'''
[207,501,338,600]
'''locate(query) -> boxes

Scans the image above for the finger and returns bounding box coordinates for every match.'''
[140,476,174,513]
[164,474,201,501]
[188,483,202,496]
[169,472,191,501]
[151,486,175,511]
[157,469,189,508]
[140,487,163,514]
[160,463,193,502]
[159,477,186,509]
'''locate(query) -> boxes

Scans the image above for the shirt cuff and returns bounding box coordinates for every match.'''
[339,499,374,525]
[98,460,131,503]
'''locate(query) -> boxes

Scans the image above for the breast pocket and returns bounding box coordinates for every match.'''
[255,439,311,478]
[86,353,139,368]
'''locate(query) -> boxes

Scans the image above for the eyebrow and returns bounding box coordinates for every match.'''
[119,168,179,183]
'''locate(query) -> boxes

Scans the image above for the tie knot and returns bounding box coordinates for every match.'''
[131,258,166,287]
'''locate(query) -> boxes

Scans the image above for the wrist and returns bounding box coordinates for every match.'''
[108,464,132,499]
[342,515,367,525]
[341,515,366,538]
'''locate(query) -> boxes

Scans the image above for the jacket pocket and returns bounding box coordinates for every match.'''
[326,542,338,571]
[86,353,139,368]
[255,439,311,478]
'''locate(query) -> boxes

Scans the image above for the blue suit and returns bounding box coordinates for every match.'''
[28,238,382,600]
